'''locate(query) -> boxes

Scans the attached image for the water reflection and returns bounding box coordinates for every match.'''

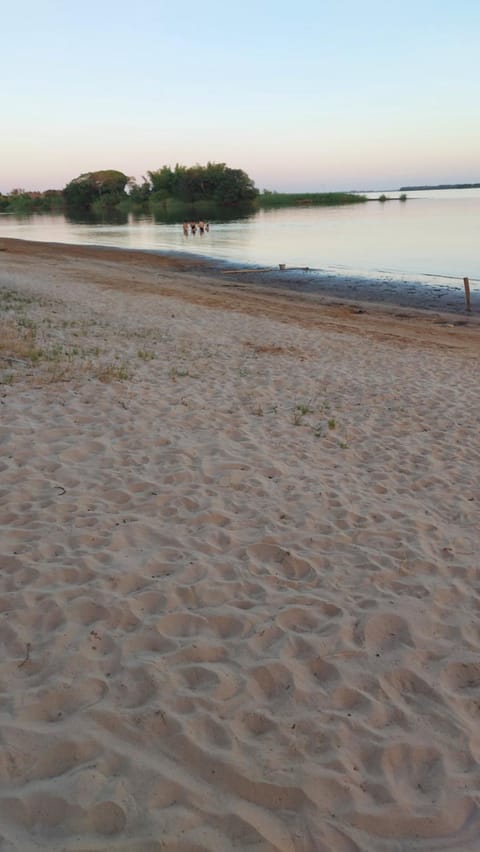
[65,207,129,226]
[149,202,253,225]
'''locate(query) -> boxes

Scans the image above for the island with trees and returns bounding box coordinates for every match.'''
[0,163,367,220]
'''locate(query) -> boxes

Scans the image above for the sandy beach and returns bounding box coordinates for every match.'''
[1,237,479,851]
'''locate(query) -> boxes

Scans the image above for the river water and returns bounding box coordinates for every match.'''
[1,188,479,293]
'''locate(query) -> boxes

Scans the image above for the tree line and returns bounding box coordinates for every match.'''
[0,163,259,216]
[0,163,366,218]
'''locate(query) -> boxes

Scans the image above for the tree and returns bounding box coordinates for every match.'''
[63,170,129,209]
[127,177,152,204]
[209,164,258,204]
[146,162,258,205]
[147,165,176,199]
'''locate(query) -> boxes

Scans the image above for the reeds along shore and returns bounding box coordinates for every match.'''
[1,239,480,851]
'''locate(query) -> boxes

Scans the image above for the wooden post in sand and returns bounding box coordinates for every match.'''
[463,277,471,312]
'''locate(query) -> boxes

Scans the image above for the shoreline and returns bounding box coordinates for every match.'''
[1,236,479,849]
[1,234,479,316]
[205,257,477,314]
[1,239,479,358]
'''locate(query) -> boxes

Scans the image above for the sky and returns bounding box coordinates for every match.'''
[1,0,479,194]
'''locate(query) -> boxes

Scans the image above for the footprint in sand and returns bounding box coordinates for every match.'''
[247,542,315,580]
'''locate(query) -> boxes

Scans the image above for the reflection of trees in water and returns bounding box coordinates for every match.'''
[65,207,129,226]
[64,202,255,227]
[150,201,255,225]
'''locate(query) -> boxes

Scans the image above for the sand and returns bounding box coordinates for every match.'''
[1,238,479,851]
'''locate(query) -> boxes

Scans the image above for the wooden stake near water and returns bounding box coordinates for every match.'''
[463,277,471,312]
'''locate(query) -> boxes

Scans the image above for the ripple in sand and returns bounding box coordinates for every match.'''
[363,612,414,654]
[381,741,445,803]
[108,668,157,709]
[206,612,250,639]
[177,665,220,692]
[249,662,294,700]
[156,611,208,638]
[276,606,319,633]
[17,678,106,723]
[88,800,127,835]
[241,710,276,737]
[441,661,480,691]
[68,597,109,625]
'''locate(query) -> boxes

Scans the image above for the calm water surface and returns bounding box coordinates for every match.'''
[1,188,479,291]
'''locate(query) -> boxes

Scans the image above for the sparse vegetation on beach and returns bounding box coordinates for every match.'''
[137,349,156,361]
[0,287,133,386]
[96,362,131,382]
[169,366,191,381]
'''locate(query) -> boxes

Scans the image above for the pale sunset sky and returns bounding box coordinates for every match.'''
[1,0,479,194]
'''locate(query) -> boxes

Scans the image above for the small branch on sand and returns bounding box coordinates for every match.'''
[324,650,363,659]
[222,267,275,275]
[0,356,29,366]
[17,643,31,668]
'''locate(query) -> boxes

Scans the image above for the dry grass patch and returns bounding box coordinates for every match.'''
[242,340,304,357]
[1,285,136,388]
[0,320,42,365]
[95,362,131,382]
[0,318,132,387]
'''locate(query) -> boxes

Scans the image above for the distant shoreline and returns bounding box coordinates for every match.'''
[398,182,480,191]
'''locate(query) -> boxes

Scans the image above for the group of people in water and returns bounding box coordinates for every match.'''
[182,220,209,236]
